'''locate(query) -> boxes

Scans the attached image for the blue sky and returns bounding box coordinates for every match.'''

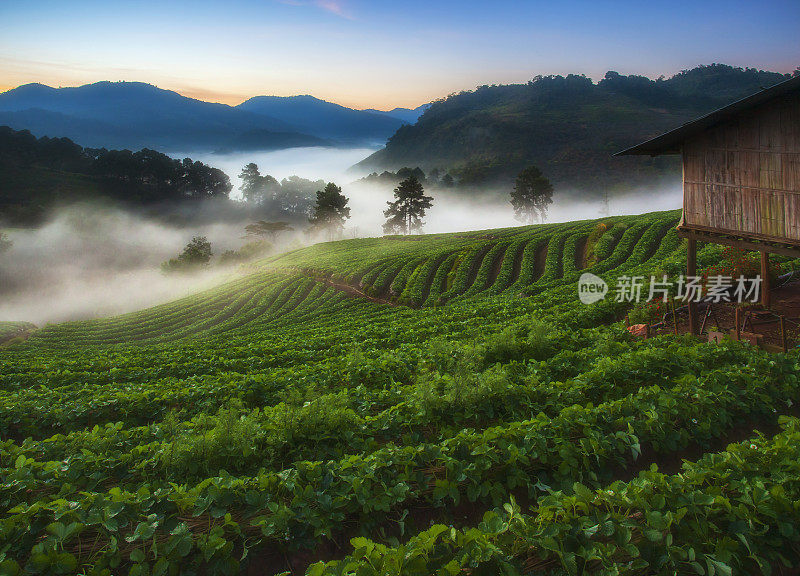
[0,0,797,108]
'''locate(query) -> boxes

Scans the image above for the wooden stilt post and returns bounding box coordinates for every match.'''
[687,238,699,335]
[761,251,771,309]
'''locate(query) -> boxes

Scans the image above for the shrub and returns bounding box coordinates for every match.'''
[161,236,212,273]
[481,319,558,366]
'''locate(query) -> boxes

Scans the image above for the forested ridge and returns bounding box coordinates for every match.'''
[0,126,231,223]
[358,64,794,192]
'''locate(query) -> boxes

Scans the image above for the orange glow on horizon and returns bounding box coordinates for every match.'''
[170,86,251,106]
[162,83,431,110]
[0,77,428,112]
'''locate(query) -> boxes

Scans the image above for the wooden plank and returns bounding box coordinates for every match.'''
[784,153,800,191]
[740,150,760,187]
[677,226,800,258]
[739,114,760,149]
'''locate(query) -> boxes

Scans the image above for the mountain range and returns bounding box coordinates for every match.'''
[1,65,794,195]
[0,82,425,152]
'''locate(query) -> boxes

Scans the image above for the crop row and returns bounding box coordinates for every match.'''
[0,335,754,490]
[312,416,800,575]
[2,344,797,574]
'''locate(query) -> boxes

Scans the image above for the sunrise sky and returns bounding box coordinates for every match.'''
[1,0,798,109]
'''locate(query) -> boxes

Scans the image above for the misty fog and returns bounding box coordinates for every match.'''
[1,146,682,326]
[0,205,264,325]
[181,146,683,235]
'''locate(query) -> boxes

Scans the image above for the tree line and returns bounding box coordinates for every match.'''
[239,162,554,240]
[0,126,231,207]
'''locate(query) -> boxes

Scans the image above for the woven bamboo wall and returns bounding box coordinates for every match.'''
[683,91,800,243]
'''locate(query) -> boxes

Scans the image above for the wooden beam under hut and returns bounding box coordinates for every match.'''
[761,251,771,308]
[677,227,800,260]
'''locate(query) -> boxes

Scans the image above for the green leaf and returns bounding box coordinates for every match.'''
[711,560,732,576]
[0,559,21,576]
[52,554,77,575]
[152,557,169,576]
[130,548,145,563]
[584,524,599,538]
[562,552,578,576]
[25,554,50,574]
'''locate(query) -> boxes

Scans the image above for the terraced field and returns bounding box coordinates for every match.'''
[2,209,800,575]
[23,211,680,347]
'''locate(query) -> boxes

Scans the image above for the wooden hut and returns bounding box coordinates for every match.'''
[618,74,800,333]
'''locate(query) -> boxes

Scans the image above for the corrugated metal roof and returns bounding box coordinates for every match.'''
[615,74,800,156]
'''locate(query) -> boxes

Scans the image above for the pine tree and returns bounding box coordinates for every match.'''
[383,176,434,235]
[238,163,263,204]
[308,182,350,240]
[238,163,280,204]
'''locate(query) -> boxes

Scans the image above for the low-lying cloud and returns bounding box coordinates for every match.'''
[0,205,257,325]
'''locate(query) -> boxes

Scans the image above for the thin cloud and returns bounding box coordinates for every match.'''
[278,0,353,19]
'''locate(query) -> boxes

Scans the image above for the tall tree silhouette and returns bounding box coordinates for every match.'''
[239,163,263,204]
[510,166,553,223]
[309,182,350,240]
[238,163,280,204]
[383,176,434,235]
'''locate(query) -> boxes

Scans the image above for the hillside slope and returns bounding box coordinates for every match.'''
[16,210,683,345]
[357,64,792,192]
[3,211,800,575]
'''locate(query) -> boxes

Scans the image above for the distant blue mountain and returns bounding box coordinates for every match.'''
[0,82,310,151]
[236,95,405,143]
[0,82,404,151]
[361,104,430,124]
[0,108,121,145]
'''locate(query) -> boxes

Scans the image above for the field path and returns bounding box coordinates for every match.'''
[317,277,399,306]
